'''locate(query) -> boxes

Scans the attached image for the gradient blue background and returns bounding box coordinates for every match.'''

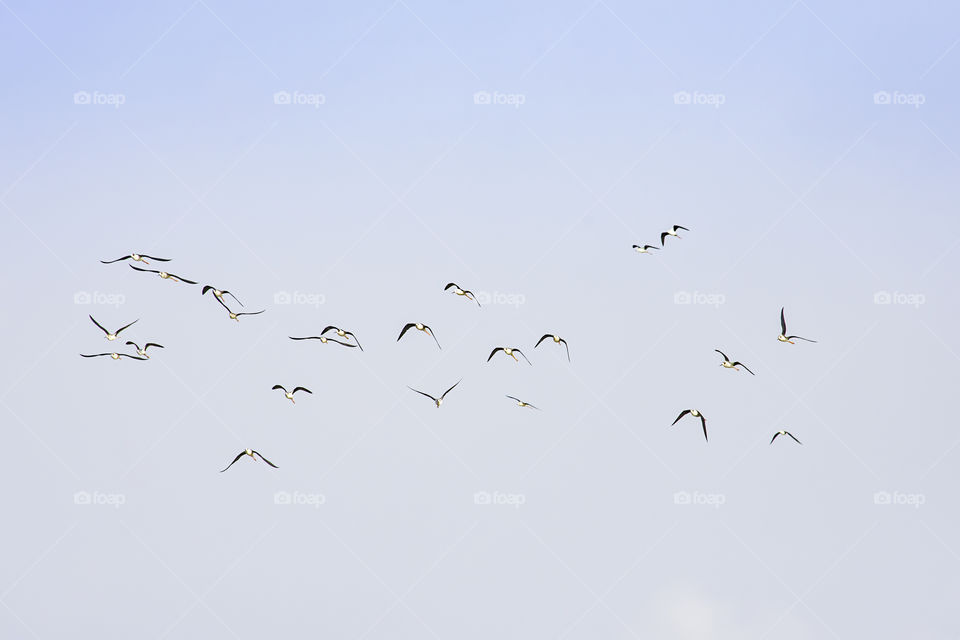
[1,1,958,637]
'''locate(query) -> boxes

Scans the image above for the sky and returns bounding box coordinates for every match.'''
[1,0,959,637]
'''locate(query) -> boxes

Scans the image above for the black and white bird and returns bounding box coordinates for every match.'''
[272,385,312,404]
[80,352,147,361]
[214,297,264,322]
[660,225,689,245]
[715,349,754,375]
[100,253,170,265]
[129,264,197,284]
[125,341,164,359]
[770,430,802,445]
[398,323,441,350]
[534,334,570,361]
[506,395,539,410]
[778,307,817,344]
[444,282,480,306]
[671,409,708,442]
[487,347,531,365]
[89,315,138,341]
[220,449,279,472]
[408,379,462,408]
[319,326,363,350]
[289,335,357,347]
[202,285,243,307]
[632,244,660,254]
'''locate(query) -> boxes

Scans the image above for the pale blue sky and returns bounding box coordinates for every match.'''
[1,1,959,637]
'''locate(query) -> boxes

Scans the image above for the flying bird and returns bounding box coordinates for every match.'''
[444,282,480,306]
[214,297,264,321]
[272,385,312,404]
[125,341,164,359]
[534,334,570,361]
[407,379,462,408]
[129,264,197,284]
[671,409,708,442]
[220,449,279,472]
[660,225,689,245]
[89,315,138,341]
[202,285,243,307]
[506,395,539,410]
[398,323,441,350]
[100,253,170,265]
[319,326,363,350]
[80,352,147,361]
[487,347,531,365]
[770,430,802,445]
[632,244,660,254]
[778,307,817,344]
[715,349,754,375]
[288,335,356,347]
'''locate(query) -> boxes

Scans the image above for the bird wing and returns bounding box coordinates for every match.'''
[397,323,416,341]
[272,385,287,393]
[289,336,323,340]
[213,295,233,314]
[115,319,139,335]
[443,282,458,291]
[733,362,755,375]
[344,332,363,351]
[144,343,164,350]
[715,349,729,361]
[222,291,243,306]
[700,415,708,442]
[119,354,148,360]
[220,451,246,472]
[80,353,111,358]
[515,349,532,365]
[770,432,780,445]
[320,326,338,335]
[787,432,802,445]
[674,225,689,232]
[252,451,279,468]
[100,255,131,264]
[534,334,551,348]
[505,395,521,402]
[440,379,462,400]
[89,315,109,335]
[671,409,691,426]
[291,387,312,395]
[201,285,214,296]
[660,231,669,246]
[423,325,441,349]
[235,310,265,317]
[140,255,171,262]
[780,307,787,335]
[645,245,660,250]
[560,338,570,361]
[124,341,140,350]
[129,265,157,274]
[487,347,504,361]
[171,273,198,284]
[328,338,357,348]
[408,387,438,403]
[787,335,817,343]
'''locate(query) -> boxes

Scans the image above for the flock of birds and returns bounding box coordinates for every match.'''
[81,226,816,472]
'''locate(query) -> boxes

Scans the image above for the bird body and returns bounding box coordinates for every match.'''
[398,323,441,349]
[770,430,802,445]
[488,347,531,364]
[660,225,689,245]
[273,385,312,404]
[534,334,570,361]
[220,449,279,472]
[672,409,708,441]
[408,380,461,408]
[715,350,754,375]
[778,307,816,344]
